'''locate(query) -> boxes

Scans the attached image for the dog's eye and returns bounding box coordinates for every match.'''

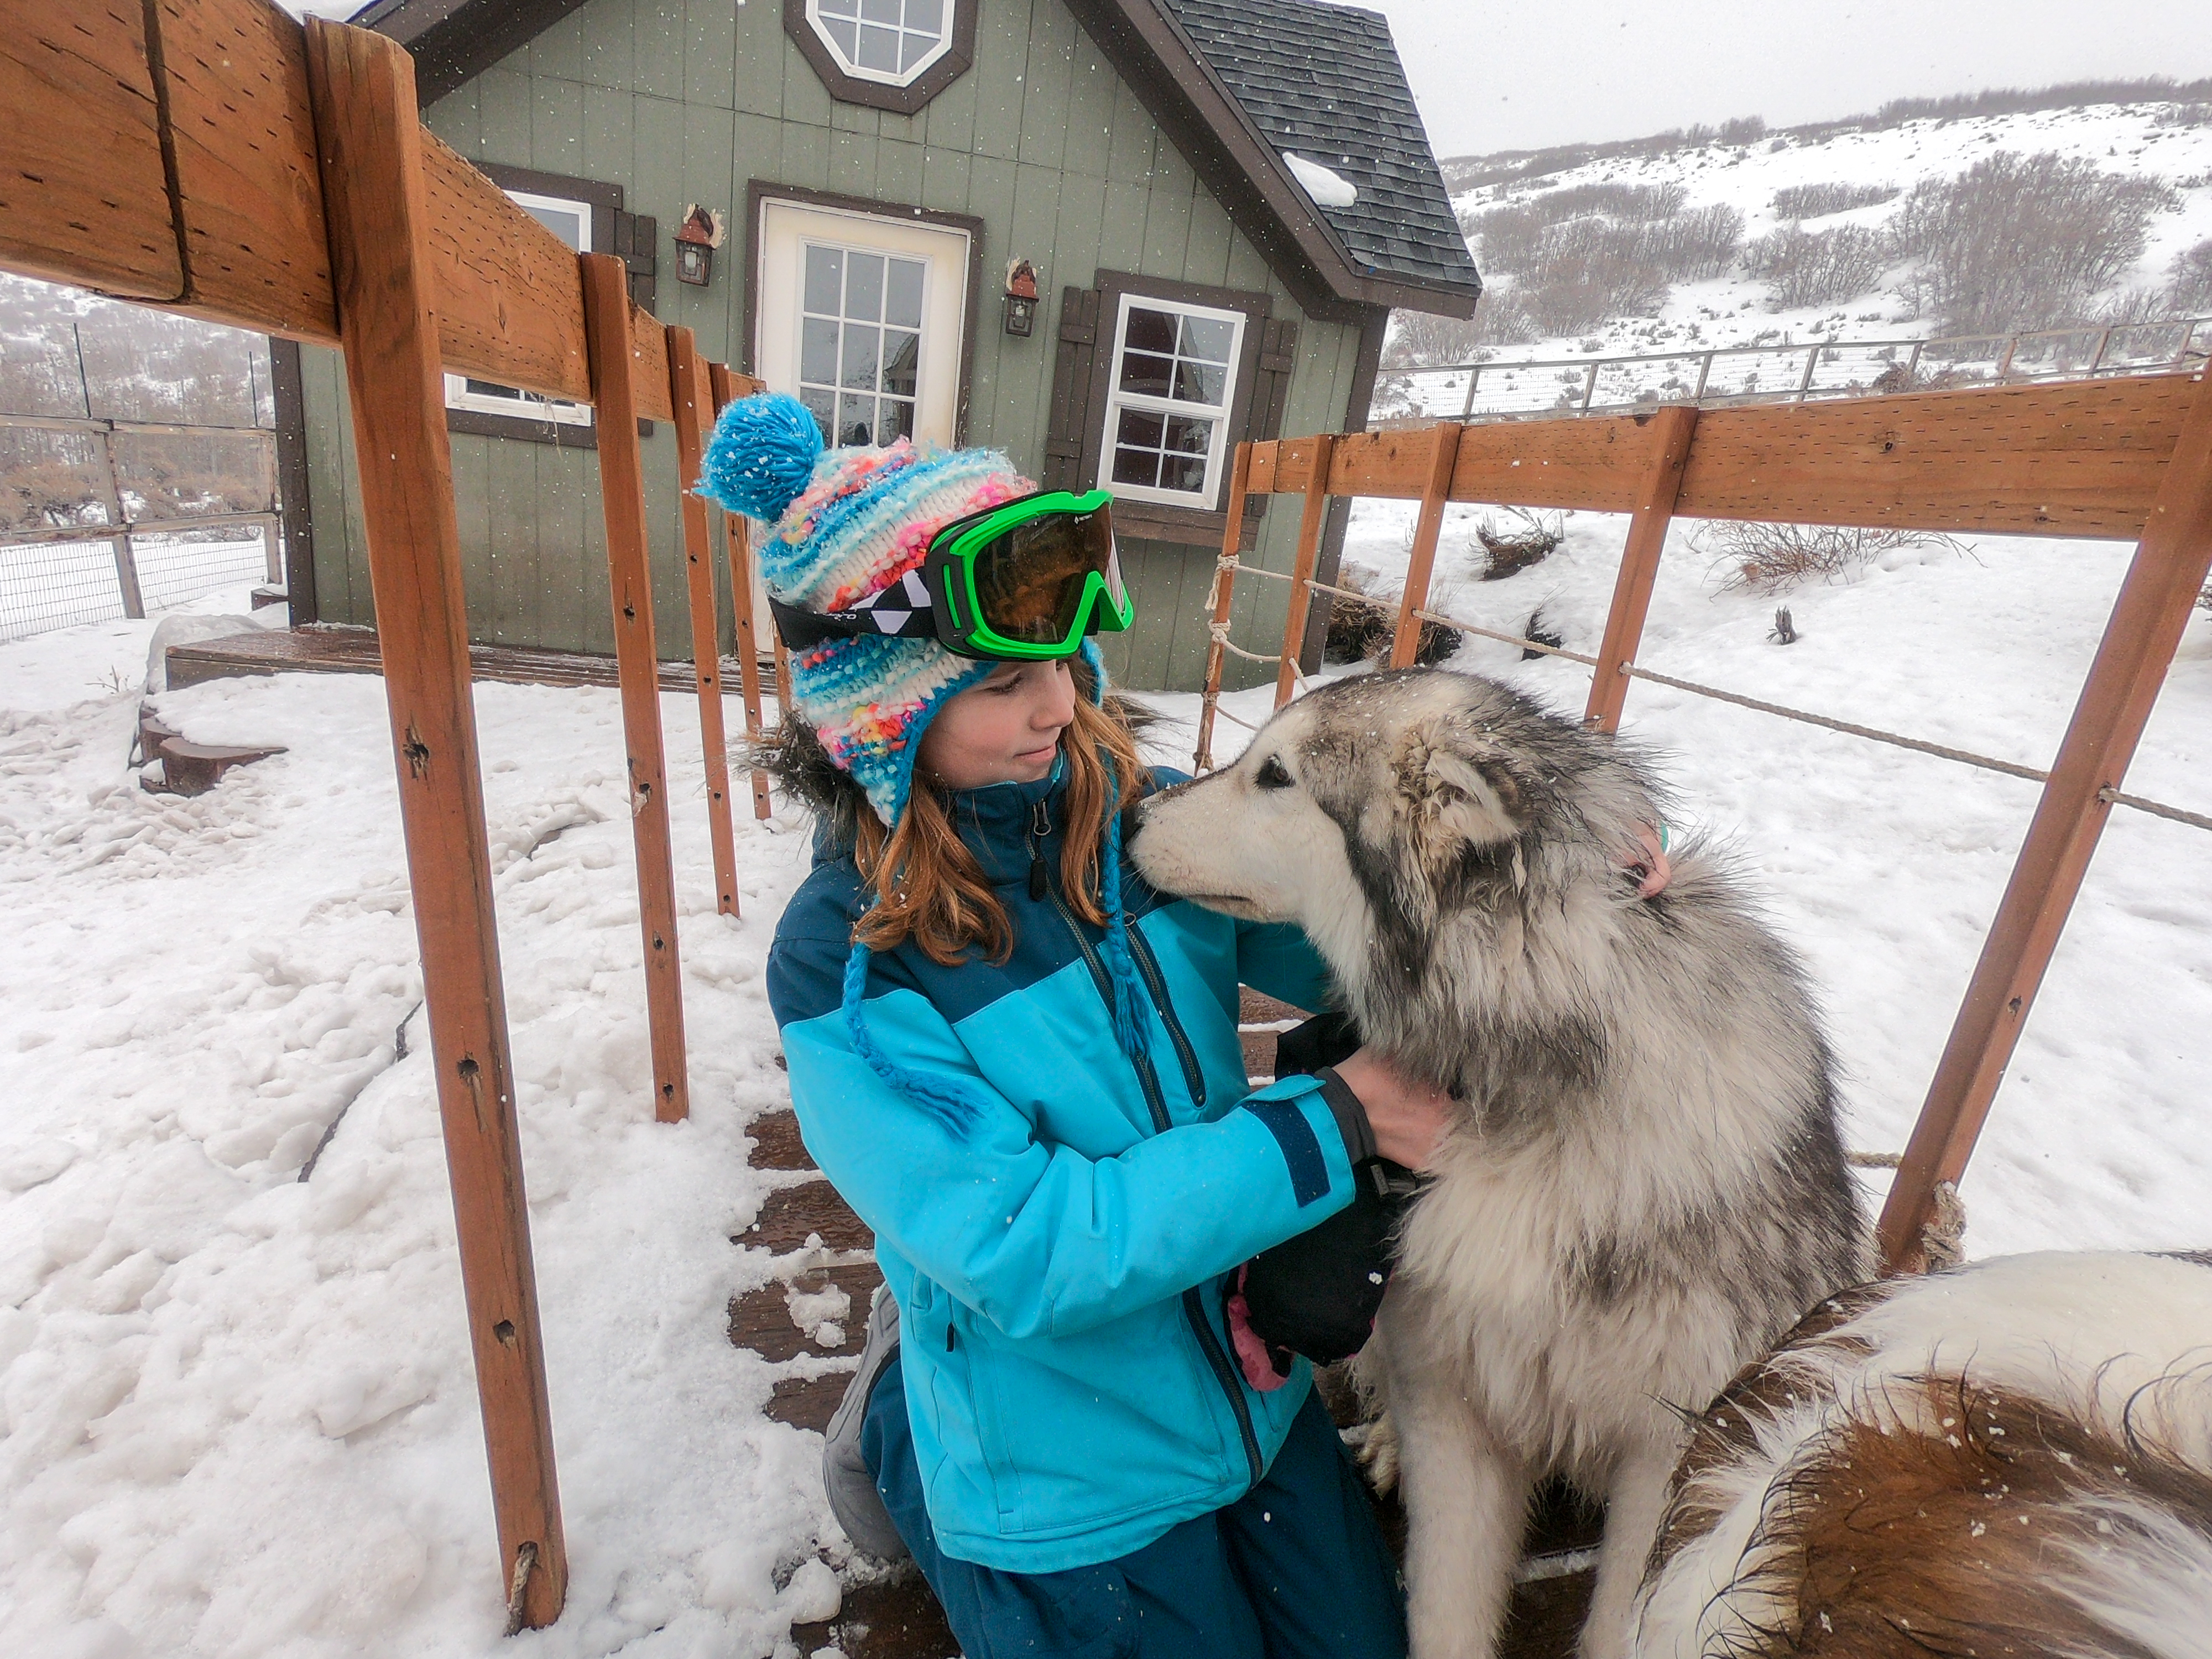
[1254,755,1294,791]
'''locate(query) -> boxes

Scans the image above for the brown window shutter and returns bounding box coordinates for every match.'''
[614,211,658,313]
[1042,286,1102,492]
[1232,317,1299,539]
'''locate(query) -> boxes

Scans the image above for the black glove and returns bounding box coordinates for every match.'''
[1231,1013,1417,1381]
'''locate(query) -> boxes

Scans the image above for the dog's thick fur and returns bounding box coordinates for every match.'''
[1131,670,1869,1659]
[1636,1250,2212,1658]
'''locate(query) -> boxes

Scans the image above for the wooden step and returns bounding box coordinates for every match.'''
[729,1261,884,1365]
[745,1109,816,1171]
[735,1181,874,1255]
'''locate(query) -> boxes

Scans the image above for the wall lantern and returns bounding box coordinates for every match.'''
[675,205,726,287]
[1003,257,1039,337]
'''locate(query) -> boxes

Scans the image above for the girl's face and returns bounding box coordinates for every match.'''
[918,660,1077,790]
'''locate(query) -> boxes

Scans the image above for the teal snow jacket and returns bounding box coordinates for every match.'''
[766,765,1366,1573]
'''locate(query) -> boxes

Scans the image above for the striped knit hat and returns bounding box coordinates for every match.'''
[698,393,1038,827]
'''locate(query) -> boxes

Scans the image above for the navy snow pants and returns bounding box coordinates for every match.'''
[861,1352,1408,1659]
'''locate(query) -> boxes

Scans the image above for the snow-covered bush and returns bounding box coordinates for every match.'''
[1771,181,1899,220]
[1890,152,2179,333]
[1743,223,1895,309]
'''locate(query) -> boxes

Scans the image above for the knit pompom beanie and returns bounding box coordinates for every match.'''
[700,394,1149,1131]
[700,392,1034,827]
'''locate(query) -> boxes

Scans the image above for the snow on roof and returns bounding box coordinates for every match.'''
[1281,152,1359,209]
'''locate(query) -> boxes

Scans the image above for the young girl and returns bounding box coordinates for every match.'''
[703,395,1451,1658]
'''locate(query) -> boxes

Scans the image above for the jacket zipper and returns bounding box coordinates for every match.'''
[1126,927,1207,1108]
[1047,893,1264,1486]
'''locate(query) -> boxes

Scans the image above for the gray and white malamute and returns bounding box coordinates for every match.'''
[1133,669,1869,1659]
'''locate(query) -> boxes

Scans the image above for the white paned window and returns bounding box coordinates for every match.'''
[807,0,952,86]
[754,199,969,452]
[797,243,926,447]
[445,189,592,427]
[1098,295,1244,509]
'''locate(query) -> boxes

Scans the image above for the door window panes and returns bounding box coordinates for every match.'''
[798,242,925,447]
[809,0,952,84]
[1099,298,1243,506]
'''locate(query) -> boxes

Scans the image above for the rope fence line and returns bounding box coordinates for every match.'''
[1202,562,2212,839]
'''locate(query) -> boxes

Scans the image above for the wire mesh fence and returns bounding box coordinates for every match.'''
[0,526,273,642]
[0,538,129,640]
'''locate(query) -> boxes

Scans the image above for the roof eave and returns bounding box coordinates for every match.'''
[358,0,596,106]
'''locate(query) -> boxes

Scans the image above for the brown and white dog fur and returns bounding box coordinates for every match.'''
[1637,1249,2212,1658]
[1131,669,1869,1659]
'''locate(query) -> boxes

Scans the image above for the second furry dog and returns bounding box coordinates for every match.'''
[1131,669,1868,1659]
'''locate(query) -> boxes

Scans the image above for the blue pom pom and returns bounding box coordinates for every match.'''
[700,392,825,524]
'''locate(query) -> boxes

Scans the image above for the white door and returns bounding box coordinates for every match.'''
[754,199,969,450]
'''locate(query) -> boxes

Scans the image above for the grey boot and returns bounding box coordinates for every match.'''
[821,1282,909,1561]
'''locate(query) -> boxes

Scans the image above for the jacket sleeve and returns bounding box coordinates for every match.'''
[776,958,1361,1343]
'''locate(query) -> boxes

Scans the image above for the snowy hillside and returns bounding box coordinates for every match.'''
[1385,96,2212,410]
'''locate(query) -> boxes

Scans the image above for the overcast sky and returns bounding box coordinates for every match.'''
[1355,0,2212,159]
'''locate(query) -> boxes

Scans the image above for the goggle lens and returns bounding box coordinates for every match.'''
[966,505,1121,645]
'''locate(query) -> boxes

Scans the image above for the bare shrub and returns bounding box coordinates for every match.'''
[1468,203,1551,274]
[1474,508,1564,579]
[1520,607,1565,660]
[1385,310,1488,366]
[1718,116,1768,146]
[2153,103,2212,128]
[1771,181,1899,220]
[1891,152,2179,333]
[2168,239,2212,315]
[1637,205,1746,281]
[1534,181,1687,222]
[1380,294,1538,371]
[1699,521,1965,595]
[1744,223,1894,309]
[1319,568,1461,666]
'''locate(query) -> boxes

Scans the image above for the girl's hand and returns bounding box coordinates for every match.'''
[1331,1048,1455,1172]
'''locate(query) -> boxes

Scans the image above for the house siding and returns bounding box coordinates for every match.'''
[300,0,1364,691]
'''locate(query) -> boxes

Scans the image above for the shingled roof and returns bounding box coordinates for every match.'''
[357,0,1480,316]
[1159,0,1478,302]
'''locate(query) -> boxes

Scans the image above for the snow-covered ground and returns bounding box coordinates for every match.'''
[4,519,2211,1656]
[1395,100,2212,416]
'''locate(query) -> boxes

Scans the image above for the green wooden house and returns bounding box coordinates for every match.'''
[284,0,1478,691]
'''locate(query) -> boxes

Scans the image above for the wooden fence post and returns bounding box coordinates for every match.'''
[1274,434,1335,707]
[1876,364,2212,1272]
[1584,405,1699,733]
[301,18,566,1627]
[707,363,772,820]
[580,252,690,1123]
[1194,441,1253,771]
[1387,423,1465,670]
[665,328,739,916]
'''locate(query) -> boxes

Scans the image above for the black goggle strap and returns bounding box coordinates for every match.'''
[766,568,941,649]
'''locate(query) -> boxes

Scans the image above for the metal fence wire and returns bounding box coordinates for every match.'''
[0,526,273,641]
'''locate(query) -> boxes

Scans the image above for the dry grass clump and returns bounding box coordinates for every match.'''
[1474,508,1565,580]
[1699,521,1966,595]
[1771,181,1898,220]
[1320,568,1463,666]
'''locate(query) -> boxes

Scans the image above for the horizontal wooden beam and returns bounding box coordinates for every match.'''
[0,0,603,404]
[0,0,180,299]
[1250,375,2195,541]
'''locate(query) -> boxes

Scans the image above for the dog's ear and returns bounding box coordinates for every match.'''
[1392,716,1525,855]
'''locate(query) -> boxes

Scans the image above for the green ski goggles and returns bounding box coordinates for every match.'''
[769,489,1134,661]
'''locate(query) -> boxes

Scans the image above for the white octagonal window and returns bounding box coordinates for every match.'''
[807,0,952,86]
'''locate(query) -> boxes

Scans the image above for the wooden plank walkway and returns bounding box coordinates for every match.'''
[161,622,770,695]
[739,992,1600,1659]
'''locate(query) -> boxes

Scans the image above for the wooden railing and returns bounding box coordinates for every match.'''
[1,0,784,1628]
[1199,369,2212,1287]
